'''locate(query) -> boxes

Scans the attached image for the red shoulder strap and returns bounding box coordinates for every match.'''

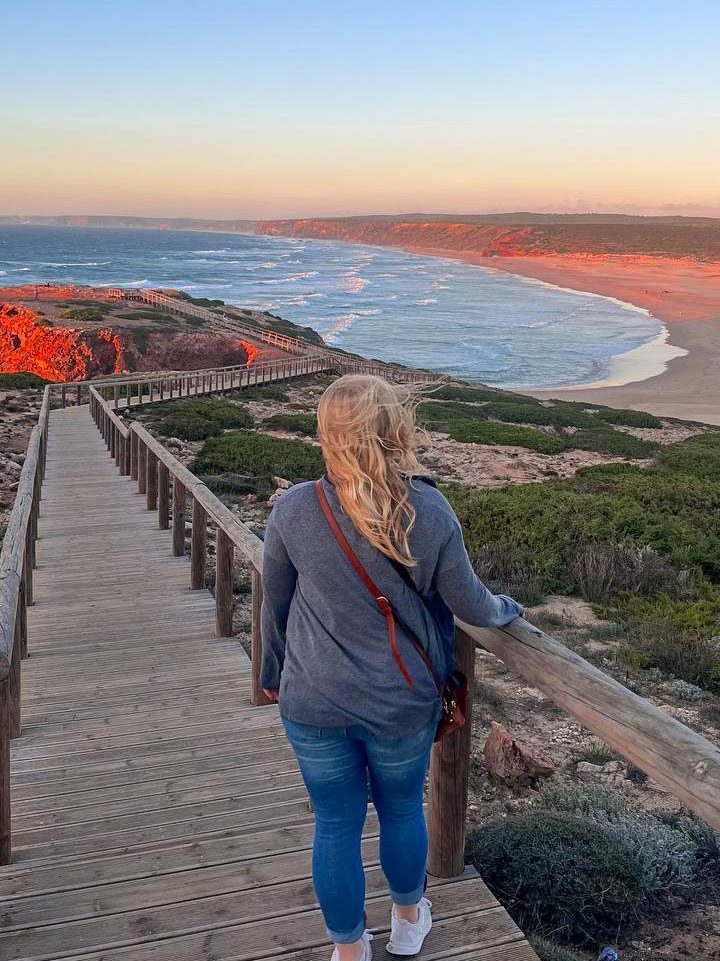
[315,479,414,688]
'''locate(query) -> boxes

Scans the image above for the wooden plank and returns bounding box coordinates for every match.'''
[5,879,517,961]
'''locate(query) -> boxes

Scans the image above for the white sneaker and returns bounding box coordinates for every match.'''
[331,930,373,961]
[386,897,432,956]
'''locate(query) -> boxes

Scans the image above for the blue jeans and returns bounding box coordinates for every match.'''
[282,717,436,943]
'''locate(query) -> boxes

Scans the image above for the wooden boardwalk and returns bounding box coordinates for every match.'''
[0,405,537,961]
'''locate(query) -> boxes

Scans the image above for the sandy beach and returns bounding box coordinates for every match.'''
[405,248,720,425]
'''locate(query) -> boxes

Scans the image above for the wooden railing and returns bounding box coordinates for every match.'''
[87,387,720,880]
[0,386,50,862]
[106,288,313,354]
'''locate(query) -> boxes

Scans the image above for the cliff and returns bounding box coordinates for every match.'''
[252,217,720,262]
[0,298,258,382]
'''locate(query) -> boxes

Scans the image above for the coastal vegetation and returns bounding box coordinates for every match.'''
[151,397,253,441]
[0,372,49,389]
[467,784,719,948]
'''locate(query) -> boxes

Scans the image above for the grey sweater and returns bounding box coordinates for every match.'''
[261,476,522,738]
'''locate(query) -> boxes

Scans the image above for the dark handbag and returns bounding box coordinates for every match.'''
[315,479,467,742]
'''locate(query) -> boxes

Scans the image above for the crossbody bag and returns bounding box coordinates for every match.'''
[314,478,467,742]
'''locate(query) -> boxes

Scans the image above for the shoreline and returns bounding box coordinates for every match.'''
[402,247,720,425]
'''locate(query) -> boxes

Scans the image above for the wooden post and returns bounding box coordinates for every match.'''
[172,477,186,556]
[0,679,10,864]
[215,529,234,637]
[122,434,131,475]
[76,385,81,406]
[61,386,67,408]
[146,449,158,511]
[426,627,475,878]
[137,440,147,495]
[190,499,207,589]
[113,385,119,409]
[8,619,21,739]
[251,569,270,706]
[126,383,131,407]
[130,430,139,481]
[158,464,170,529]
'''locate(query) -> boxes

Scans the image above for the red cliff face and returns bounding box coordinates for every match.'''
[0,301,259,382]
[254,220,541,256]
[0,303,125,381]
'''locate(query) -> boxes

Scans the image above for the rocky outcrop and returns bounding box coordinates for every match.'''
[0,300,257,382]
[483,720,555,786]
[0,303,125,381]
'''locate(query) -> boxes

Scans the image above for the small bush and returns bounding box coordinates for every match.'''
[155,398,253,441]
[195,431,325,485]
[568,543,694,605]
[468,784,709,946]
[566,428,659,458]
[620,619,720,693]
[263,412,318,436]
[597,408,663,429]
[658,433,720,482]
[482,401,597,429]
[529,938,584,961]
[448,421,565,454]
[236,384,290,401]
[59,306,107,323]
[426,383,523,403]
[471,544,545,606]
[201,472,256,497]
[0,372,49,389]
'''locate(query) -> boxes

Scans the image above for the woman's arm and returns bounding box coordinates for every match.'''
[434,523,523,627]
[260,518,298,691]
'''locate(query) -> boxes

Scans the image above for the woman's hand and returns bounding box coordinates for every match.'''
[263,688,279,703]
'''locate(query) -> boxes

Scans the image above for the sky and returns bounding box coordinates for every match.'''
[3,0,720,219]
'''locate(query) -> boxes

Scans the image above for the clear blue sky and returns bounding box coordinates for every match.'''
[3,1,719,217]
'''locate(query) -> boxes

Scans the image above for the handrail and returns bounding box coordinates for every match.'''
[464,617,720,825]
[87,384,720,885]
[0,385,50,862]
[106,288,312,354]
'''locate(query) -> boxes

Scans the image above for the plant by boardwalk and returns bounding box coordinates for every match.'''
[467,784,720,949]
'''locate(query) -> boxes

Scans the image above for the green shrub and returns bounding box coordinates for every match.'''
[568,543,694,604]
[448,421,565,454]
[59,306,107,323]
[471,544,545,606]
[200,473,256,497]
[618,618,720,692]
[468,784,708,946]
[481,401,597,429]
[426,383,523,403]
[0,372,49,389]
[237,384,290,401]
[528,938,584,961]
[263,412,318,436]
[566,428,659,458]
[195,431,325,484]
[155,398,253,441]
[416,400,488,431]
[597,407,663,428]
[658,433,720,482]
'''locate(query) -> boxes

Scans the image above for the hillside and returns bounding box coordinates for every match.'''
[3,213,720,261]
[253,215,720,262]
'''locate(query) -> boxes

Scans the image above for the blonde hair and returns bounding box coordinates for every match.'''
[317,374,424,566]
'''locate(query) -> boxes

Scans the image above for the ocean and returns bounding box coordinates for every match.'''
[0,225,665,389]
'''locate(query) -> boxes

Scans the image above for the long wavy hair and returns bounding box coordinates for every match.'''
[317,374,424,566]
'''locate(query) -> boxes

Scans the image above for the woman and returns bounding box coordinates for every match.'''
[261,374,522,961]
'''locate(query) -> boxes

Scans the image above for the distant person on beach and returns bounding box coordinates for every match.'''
[261,374,522,961]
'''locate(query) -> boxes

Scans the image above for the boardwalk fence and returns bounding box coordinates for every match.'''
[0,386,50,862]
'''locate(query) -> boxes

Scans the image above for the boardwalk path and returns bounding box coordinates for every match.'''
[0,405,536,961]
